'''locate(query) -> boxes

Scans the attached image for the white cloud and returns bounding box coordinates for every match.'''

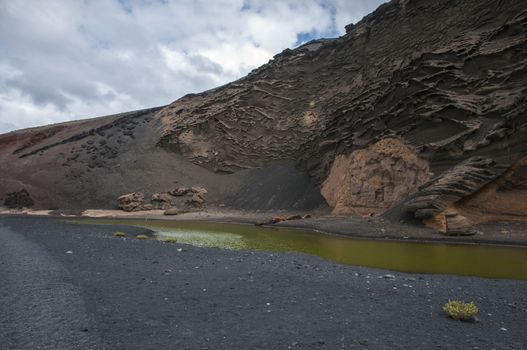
[0,0,386,134]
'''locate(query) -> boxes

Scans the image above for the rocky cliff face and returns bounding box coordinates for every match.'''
[1,0,526,233]
[155,0,527,231]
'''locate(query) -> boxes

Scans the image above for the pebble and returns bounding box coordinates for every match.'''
[383,274,395,279]
[66,250,73,254]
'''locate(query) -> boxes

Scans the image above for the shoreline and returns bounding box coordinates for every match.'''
[2,207,527,247]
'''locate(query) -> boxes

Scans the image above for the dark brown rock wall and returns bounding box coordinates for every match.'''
[155,0,527,222]
[1,0,526,222]
[458,157,527,218]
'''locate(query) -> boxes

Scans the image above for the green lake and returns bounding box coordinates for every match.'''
[82,219,527,280]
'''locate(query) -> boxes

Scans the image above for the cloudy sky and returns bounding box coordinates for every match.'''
[0,0,385,134]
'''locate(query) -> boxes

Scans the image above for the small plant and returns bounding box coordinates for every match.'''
[161,237,178,244]
[443,300,479,321]
[113,231,126,237]
[135,234,149,240]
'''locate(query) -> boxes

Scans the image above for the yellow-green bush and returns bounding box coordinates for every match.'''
[113,231,126,237]
[443,300,478,321]
[135,234,149,240]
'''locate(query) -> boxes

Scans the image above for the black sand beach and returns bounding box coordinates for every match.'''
[1,216,526,349]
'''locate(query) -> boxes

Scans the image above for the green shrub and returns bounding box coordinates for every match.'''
[113,231,126,237]
[443,300,478,321]
[135,234,149,240]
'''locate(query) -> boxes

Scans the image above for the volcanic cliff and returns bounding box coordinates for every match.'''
[1,0,526,233]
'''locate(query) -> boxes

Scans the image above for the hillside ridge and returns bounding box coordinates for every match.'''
[1,0,526,234]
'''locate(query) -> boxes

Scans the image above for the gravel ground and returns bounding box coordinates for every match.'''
[1,216,526,349]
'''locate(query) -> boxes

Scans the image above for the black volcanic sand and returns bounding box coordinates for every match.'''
[1,217,526,349]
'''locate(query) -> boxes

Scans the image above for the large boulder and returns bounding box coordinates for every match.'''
[151,192,174,210]
[188,194,204,207]
[169,186,208,208]
[4,189,34,209]
[190,186,208,197]
[321,138,430,216]
[117,192,144,212]
[187,186,208,208]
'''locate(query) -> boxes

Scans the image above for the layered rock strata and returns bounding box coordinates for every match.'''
[0,0,526,234]
[154,0,527,230]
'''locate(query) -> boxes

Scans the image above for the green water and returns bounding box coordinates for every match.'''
[82,219,527,280]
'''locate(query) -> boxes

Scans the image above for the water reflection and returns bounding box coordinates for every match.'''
[82,219,527,280]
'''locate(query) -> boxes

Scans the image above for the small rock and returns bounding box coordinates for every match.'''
[164,207,179,216]
[383,274,395,279]
[271,216,287,224]
[140,203,153,211]
[66,250,73,254]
